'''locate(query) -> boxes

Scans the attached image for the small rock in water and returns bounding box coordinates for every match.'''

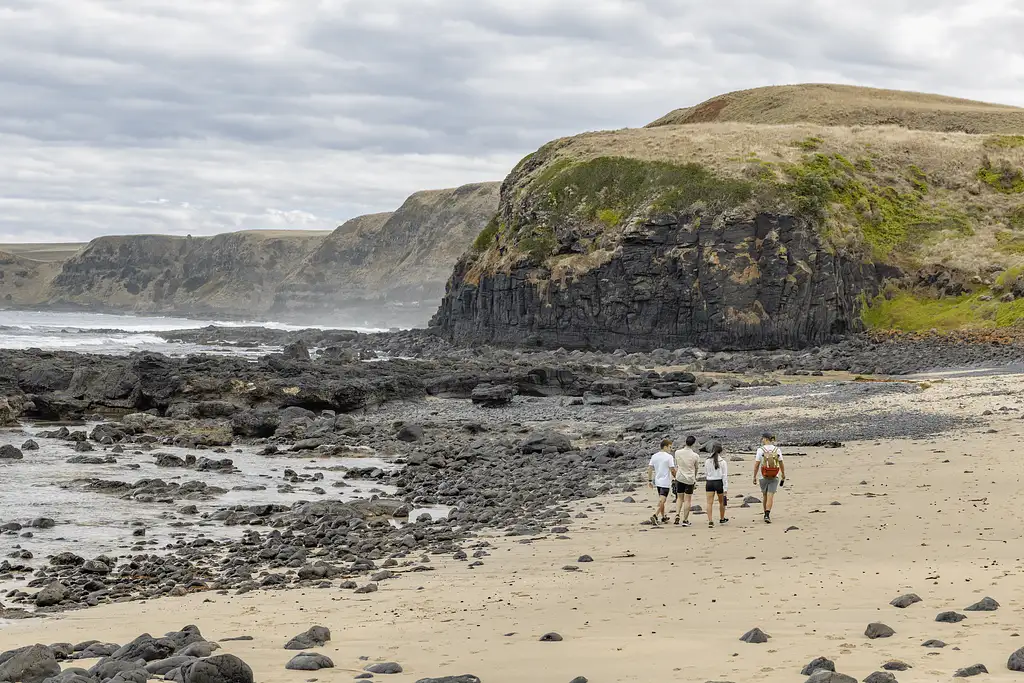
[0,445,24,460]
[21,440,39,451]
[739,628,769,644]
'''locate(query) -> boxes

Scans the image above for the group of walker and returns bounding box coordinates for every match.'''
[646,433,785,528]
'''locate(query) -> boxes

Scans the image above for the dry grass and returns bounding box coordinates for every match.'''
[506,121,1024,275]
[648,83,1024,134]
[0,243,84,262]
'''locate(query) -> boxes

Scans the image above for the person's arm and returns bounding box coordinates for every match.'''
[779,452,786,484]
[670,454,678,480]
[722,459,729,492]
[646,465,654,487]
[753,448,761,484]
[692,457,699,483]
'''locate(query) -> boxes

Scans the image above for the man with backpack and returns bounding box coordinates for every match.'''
[753,433,785,524]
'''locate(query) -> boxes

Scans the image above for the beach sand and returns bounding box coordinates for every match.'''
[2,378,1023,682]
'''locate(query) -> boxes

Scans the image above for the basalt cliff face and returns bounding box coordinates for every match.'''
[434,85,1024,350]
[46,231,328,317]
[271,182,500,324]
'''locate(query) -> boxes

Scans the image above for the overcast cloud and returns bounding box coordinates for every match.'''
[2,0,1023,242]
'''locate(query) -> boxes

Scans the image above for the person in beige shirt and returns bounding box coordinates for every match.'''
[672,435,700,527]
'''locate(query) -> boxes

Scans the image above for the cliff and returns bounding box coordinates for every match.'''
[45,230,328,317]
[271,182,500,324]
[0,251,64,306]
[433,85,1024,350]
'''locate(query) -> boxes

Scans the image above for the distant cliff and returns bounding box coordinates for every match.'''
[45,231,328,317]
[433,85,1024,350]
[0,251,62,306]
[271,182,500,323]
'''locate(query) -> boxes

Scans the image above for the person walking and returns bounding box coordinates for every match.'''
[753,432,785,524]
[647,438,677,526]
[704,443,729,528]
[672,435,700,527]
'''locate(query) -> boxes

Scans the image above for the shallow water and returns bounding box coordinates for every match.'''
[0,421,443,570]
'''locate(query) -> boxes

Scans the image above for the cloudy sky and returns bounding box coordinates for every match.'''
[2,0,1023,243]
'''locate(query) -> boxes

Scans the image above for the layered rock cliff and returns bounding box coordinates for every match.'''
[434,86,1024,350]
[272,182,500,324]
[46,231,328,317]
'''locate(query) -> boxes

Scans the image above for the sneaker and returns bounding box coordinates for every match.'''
[681,520,692,527]
[719,518,729,525]
[764,514,771,524]
[673,515,680,526]
[661,515,670,524]
[708,521,714,528]
[650,514,660,526]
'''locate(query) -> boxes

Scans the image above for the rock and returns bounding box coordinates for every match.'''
[881,661,910,671]
[936,611,967,623]
[284,627,331,650]
[30,518,55,529]
[230,410,280,438]
[569,678,588,683]
[110,634,175,662]
[414,678,481,683]
[804,672,856,683]
[177,654,253,683]
[282,341,311,361]
[354,584,378,594]
[34,582,68,607]
[0,397,18,426]
[521,432,572,454]
[577,555,593,563]
[862,675,896,683]
[539,633,563,642]
[470,384,515,407]
[889,593,921,608]
[0,645,61,683]
[147,657,197,675]
[21,440,39,451]
[364,663,402,674]
[81,559,110,574]
[396,424,424,442]
[1009,647,1024,671]
[865,623,894,639]
[0,445,24,460]
[921,640,946,648]
[965,597,999,611]
[739,628,769,644]
[285,654,334,671]
[89,659,141,681]
[177,643,216,659]
[800,657,836,675]
[953,664,987,677]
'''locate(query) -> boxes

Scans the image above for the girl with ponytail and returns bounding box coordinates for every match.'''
[704,443,729,528]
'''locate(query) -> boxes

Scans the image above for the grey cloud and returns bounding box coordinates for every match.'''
[1,0,1022,242]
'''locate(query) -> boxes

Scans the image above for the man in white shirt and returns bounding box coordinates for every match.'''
[646,438,677,526]
[672,435,700,527]
[753,432,786,524]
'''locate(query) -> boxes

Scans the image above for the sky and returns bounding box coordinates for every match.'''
[2,0,1023,243]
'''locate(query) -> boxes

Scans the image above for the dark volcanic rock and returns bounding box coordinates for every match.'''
[396,424,424,442]
[470,383,515,407]
[285,653,333,671]
[922,640,946,648]
[739,628,770,644]
[21,440,39,451]
[34,582,68,607]
[964,597,999,612]
[881,661,910,671]
[889,593,921,608]
[110,634,175,662]
[413,677,481,683]
[1009,647,1024,671]
[863,673,897,683]
[0,645,61,683]
[800,657,835,675]
[0,445,23,460]
[539,633,563,642]
[176,654,253,683]
[865,623,894,639]
[936,611,967,623]
[804,672,856,683]
[953,664,987,677]
[284,627,330,650]
[364,662,402,674]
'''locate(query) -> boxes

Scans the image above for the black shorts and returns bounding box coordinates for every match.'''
[706,480,724,494]
[656,486,670,498]
[673,481,695,495]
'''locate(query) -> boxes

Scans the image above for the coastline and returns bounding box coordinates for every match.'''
[2,418,1021,682]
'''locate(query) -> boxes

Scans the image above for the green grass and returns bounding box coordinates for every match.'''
[793,136,824,151]
[1010,207,1024,231]
[995,230,1024,255]
[861,289,1024,331]
[977,158,1024,194]
[781,153,971,260]
[472,215,501,252]
[984,135,1024,149]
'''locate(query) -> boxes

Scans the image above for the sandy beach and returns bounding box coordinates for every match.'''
[1,372,1022,682]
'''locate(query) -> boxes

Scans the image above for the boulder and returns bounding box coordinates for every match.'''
[965,597,999,611]
[284,627,330,651]
[800,657,835,675]
[0,397,18,426]
[230,410,280,438]
[865,623,894,639]
[804,673,856,683]
[863,673,897,683]
[414,678,481,683]
[285,654,334,671]
[364,663,402,674]
[521,432,573,454]
[889,593,921,608]
[110,634,175,662]
[0,445,24,460]
[953,664,987,677]
[935,611,967,623]
[281,341,311,361]
[176,655,253,683]
[1009,647,1024,671]
[396,424,424,442]
[0,645,61,683]
[470,384,515,407]
[146,657,197,675]
[739,628,769,644]
[34,582,68,607]
[21,440,39,451]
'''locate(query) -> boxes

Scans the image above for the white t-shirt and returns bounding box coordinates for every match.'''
[648,450,675,488]
[755,444,784,479]
[673,447,700,485]
[704,456,728,491]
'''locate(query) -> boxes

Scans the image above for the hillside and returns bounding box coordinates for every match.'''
[433,85,1024,350]
[272,182,500,323]
[45,230,329,317]
[648,83,1024,133]
[0,250,64,306]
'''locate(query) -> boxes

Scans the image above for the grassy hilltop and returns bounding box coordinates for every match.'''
[466,84,1024,333]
